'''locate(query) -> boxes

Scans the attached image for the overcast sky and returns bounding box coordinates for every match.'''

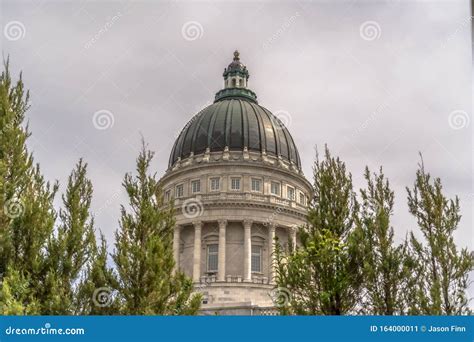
[1,0,472,258]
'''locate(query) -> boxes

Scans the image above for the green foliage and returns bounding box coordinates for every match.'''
[275,146,362,315]
[406,156,473,315]
[0,266,40,315]
[2,59,471,317]
[355,167,410,315]
[76,234,118,315]
[43,159,98,314]
[0,59,58,313]
[112,142,201,315]
[0,60,111,315]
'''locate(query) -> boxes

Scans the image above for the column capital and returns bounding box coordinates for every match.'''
[218,219,227,228]
[243,219,253,228]
[174,224,182,232]
[193,221,202,229]
[268,223,276,232]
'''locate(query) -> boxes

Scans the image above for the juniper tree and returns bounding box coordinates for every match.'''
[275,146,362,315]
[0,266,40,314]
[0,60,58,313]
[406,156,473,315]
[76,233,118,315]
[42,159,97,314]
[0,61,99,315]
[355,167,409,315]
[112,142,201,315]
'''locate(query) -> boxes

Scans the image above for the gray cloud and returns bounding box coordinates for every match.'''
[1,0,471,255]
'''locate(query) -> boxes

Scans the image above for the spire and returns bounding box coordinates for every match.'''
[222,50,249,89]
[233,50,240,62]
[214,50,257,103]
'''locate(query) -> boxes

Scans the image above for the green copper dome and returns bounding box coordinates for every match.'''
[168,52,301,169]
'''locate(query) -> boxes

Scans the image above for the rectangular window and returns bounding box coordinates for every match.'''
[251,245,262,273]
[207,244,218,272]
[210,177,220,191]
[175,184,184,198]
[164,190,171,202]
[271,182,280,196]
[287,186,295,201]
[191,180,201,193]
[299,192,306,205]
[251,178,261,192]
[231,177,241,190]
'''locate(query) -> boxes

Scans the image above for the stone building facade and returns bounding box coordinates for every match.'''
[159,51,311,315]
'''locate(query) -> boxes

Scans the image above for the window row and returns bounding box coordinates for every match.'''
[206,244,262,273]
[165,177,307,205]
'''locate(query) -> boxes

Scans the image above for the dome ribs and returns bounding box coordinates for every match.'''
[206,101,223,149]
[258,105,277,156]
[225,100,234,149]
[229,100,243,150]
[239,100,249,150]
[190,109,209,155]
[172,118,189,163]
[194,105,215,155]
[247,101,264,152]
[168,99,301,170]
[210,100,230,152]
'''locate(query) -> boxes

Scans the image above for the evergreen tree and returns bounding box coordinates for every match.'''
[0,266,40,314]
[355,167,409,315]
[275,146,361,315]
[76,234,118,315]
[42,159,97,314]
[112,142,201,315]
[0,60,58,313]
[0,60,100,315]
[406,156,473,315]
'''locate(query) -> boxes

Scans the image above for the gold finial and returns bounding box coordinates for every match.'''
[233,50,240,61]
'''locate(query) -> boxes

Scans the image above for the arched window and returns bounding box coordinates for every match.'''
[232,79,236,87]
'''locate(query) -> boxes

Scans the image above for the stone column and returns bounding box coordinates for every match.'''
[243,219,252,282]
[218,220,227,282]
[192,221,202,282]
[173,225,181,272]
[268,224,276,283]
[290,226,297,251]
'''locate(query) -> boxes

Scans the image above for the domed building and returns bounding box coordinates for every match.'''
[160,51,311,315]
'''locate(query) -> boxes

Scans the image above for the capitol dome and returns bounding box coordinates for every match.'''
[161,51,311,315]
[169,55,301,169]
